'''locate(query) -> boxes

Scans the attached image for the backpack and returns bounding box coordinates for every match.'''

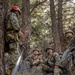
[70,48,75,67]
[61,48,75,75]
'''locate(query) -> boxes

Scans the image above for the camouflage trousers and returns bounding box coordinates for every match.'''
[5,42,20,74]
[30,66,43,75]
[68,67,75,75]
[54,71,60,75]
[43,70,61,75]
[43,73,54,75]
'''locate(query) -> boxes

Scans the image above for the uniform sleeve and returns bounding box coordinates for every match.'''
[10,13,20,31]
[25,60,31,69]
[25,57,31,69]
[55,53,61,66]
[68,35,75,47]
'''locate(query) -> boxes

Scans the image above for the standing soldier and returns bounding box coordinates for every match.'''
[61,34,75,75]
[5,6,24,75]
[42,48,61,75]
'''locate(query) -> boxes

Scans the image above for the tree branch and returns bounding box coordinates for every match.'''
[30,0,47,13]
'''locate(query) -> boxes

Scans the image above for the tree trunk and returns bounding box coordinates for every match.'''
[58,0,65,52]
[5,0,9,14]
[22,0,31,58]
[49,0,61,53]
[0,0,6,75]
[13,0,18,6]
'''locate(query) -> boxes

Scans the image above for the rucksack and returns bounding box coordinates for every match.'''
[61,48,75,69]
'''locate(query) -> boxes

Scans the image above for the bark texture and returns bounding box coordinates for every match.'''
[0,0,6,75]
[22,0,31,58]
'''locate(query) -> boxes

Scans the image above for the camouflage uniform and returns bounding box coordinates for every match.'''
[25,51,44,75]
[5,12,20,74]
[42,52,61,75]
[61,35,75,75]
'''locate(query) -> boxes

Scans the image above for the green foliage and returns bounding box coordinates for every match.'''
[30,1,53,48]
[63,1,75,30]
[8,0,75,48]
[9,0,22,8]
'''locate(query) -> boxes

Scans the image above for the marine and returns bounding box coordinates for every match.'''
[5,6,24,75]
[25,48,44,75]
[61,34,75,75]
[42,48,61,75]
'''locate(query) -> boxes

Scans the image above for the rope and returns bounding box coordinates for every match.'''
[11,51,23,75]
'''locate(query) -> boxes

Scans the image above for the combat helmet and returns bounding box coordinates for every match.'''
[45,47,53,52]
[33,48,40,52]
[65,30,74,35]
[11,6,21,14]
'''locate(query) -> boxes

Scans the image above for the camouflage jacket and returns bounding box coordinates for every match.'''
[5,12,20,42]
[44,52,61,67]
[5,12,20,31]
[42,52,61,73]
[25,54,44,69]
